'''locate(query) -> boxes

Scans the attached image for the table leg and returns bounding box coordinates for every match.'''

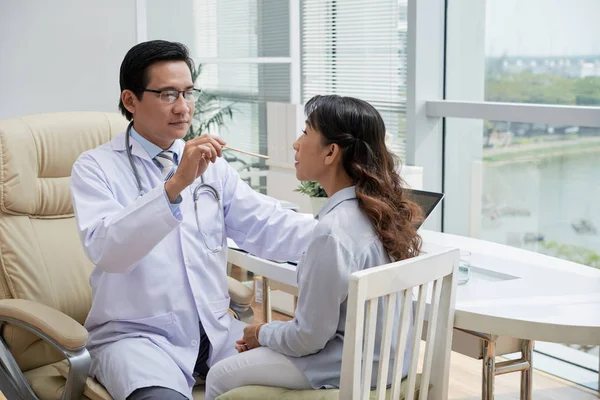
[262,276,272,323]
[482,340,496,400]
[520,340,533,400]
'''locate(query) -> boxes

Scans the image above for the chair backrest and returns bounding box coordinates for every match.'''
[339,248,459,400]
[0,112,127,371]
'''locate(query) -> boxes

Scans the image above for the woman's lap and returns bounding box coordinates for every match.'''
[205,347,312,400]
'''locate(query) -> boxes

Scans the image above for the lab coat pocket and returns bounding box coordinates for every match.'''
[208,297,231,320]
[193,180,224,253]
[113,312,175,339]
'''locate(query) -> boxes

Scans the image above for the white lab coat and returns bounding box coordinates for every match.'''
[70,131,316,399]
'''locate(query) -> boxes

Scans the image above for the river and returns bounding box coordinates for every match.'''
[481,150,600,262]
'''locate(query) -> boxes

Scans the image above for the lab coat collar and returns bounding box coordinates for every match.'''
[315,186,357,220]
[111,129,185,163]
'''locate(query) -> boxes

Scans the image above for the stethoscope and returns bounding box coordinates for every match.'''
[125,122,224,251]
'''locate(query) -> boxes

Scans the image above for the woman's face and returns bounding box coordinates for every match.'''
[292,122,329,182]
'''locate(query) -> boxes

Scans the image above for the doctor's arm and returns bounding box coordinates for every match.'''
[71,154,181,273]
[258,234,352,357]
[222,162,317,263]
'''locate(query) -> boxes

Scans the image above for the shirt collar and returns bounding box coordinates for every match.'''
[130,126,182,163]
[315,186,357,220]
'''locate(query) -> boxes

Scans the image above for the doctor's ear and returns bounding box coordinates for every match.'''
[324,143,342,166]
[121,90,138,116]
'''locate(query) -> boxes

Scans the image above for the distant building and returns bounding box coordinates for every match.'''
[492,55,600,78]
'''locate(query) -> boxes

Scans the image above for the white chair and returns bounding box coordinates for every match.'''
[218,247,460,400]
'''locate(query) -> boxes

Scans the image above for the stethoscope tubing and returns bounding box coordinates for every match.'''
[125,122,220,202]
[125,123,224,251]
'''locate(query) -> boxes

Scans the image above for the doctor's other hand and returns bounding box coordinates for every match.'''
[165,134,226,202]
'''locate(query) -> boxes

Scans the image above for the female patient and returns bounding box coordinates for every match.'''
[206,95,423,399]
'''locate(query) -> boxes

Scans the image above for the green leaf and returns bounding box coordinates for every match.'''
[294,181,327,198]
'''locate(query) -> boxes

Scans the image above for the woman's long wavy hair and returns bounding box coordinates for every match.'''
[305,95,423,260]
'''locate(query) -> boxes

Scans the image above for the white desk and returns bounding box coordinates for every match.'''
[227,230,600,399]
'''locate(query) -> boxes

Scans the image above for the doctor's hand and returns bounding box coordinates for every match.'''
[165,134,226,202]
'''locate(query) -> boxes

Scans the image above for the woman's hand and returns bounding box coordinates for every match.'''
[235,323,265,352]
[235,338,248,353]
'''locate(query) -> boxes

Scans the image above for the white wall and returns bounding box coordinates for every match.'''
[0,1,138,119]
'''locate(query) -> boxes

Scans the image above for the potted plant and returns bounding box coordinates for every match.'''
[295,181,328,216]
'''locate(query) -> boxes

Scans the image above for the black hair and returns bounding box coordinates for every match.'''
[305,95,423,260]
[118,40,194,121]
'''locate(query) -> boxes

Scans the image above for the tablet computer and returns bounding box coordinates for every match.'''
[404,188,445,229]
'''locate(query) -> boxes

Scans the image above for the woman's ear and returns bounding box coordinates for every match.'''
[121,90,137,116]
[324,143,342,166]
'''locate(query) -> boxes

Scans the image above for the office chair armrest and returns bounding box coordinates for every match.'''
[227,276,254,306]
[0,299,87,350]
[0,299,90,400]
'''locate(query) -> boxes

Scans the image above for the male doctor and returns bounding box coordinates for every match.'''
[70,40,316,400]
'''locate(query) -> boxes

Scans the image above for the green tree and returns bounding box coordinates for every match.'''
[574,77,600,106]
[486,72,576,105]
[540,241,600,270]
[486,71,600,107]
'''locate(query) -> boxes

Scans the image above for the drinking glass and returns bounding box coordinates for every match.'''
[458,251,471,285]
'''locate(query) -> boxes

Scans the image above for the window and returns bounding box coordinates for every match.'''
[443,0,600,389]
[485,0,600,107]
[146,0,293,191]
[301,0,408,158]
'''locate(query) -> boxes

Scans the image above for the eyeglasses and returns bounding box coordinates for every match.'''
[143,88,202,104]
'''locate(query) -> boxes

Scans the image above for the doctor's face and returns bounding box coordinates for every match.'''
[124,60,195,149]
[292,122,329,182]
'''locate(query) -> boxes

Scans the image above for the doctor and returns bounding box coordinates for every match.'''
[70,40,316,400]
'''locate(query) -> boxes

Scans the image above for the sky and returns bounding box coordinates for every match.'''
[485,0,600,57]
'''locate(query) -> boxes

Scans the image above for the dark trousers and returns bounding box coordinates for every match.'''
[193,320,211,379]
[127,386,188,400]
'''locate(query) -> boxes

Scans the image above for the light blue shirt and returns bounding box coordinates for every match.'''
[130,127,182,216]
[259,186,413,389]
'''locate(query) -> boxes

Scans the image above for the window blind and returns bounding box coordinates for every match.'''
[147,0,291,153]
[193,0,291,103]
[193,0,289,59]
[301,0,408,157]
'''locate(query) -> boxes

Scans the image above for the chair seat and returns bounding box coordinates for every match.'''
[23,360,206,400]
[216,374,421,400]
[23,361,69,400]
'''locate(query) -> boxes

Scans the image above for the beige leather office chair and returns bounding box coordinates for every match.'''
[0,112,253,400]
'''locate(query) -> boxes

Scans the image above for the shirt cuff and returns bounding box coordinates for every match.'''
[258,321,279,346]
[162,185,182,218]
